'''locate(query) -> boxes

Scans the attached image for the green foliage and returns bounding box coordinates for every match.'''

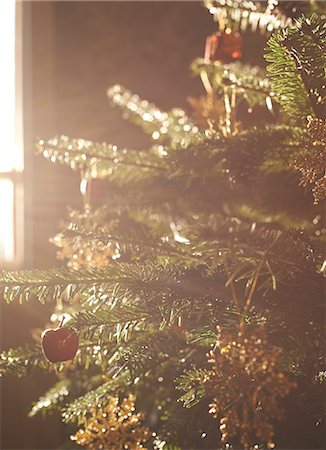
[62,373,131,423]
[191,60,271,108]
[189,220,321,291]
[0,263,182,304]
[68,305,149,346]
[36,135,162,180]
[52,206,183,265]
[0,344,49,376]
[265,14,326,122]
[35,123,313,229]
[176,368,211,408]
[29,380,71,417]
[107,85,197,144]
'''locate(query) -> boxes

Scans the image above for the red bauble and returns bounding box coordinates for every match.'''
[204,30,243,63]
[41,327,79,363]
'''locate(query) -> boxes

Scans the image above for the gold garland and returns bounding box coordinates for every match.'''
[206,325,296,449]
[294,116,326,204]
[71,395,150,450]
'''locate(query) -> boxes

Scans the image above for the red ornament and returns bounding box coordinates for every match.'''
[41,327,79,363]
[204,30,243,63]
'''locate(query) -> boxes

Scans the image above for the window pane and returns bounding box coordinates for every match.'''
[0,0,23,172]
[0,179,15,262]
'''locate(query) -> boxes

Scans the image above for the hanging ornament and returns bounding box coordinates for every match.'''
[41,327,79,363]
[206,325,296,450]
[204,29,243,63]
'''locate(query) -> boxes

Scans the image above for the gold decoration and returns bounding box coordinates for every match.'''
[188,93,242,136]
[206,326,296,450]
[51,208,120,269]
[187,95,225,130]
[294,116,326,204]
[203,0,291,34]
[71,395,150,450]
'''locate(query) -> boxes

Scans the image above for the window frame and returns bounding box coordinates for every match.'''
[0,1,25,270]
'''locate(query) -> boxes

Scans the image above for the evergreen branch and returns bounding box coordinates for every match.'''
[50,206,179,269]
[0,345,49,376]
[39,126,304,225]
[0,341,114,378]
[29,380,71,417]
[285,15,326,119]
[191,60,271,108]
[67,306,149,345]
[167,125,300,186]
[0,263,228,313]
[107,84,198,143]
[189,220,320,292]
[223,259,241,311]
[175,368,211,408]
[36,135,164,179]
[50,217,324,307]
[62,373,131,423]
[105,328,196,379]
[265,31,311,121]
[0,263,183,304]
[111,125,304,224]
[55,219,180,264]
[265,14,326,122]
[1,223,317,310]
[54,219,202,269]
[68,294,224,348]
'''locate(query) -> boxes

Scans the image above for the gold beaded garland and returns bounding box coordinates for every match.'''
[206,325,296,449]
[71,395,150,450]
[294,116,326,204]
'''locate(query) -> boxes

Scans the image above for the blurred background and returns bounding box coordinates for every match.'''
[0,1,265,448]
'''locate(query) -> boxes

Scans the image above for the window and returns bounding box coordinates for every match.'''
[0,1,24,268]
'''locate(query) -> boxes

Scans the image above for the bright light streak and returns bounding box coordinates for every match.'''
[0,0,17,171]
[0,1,24,264]
[0,179,14,261]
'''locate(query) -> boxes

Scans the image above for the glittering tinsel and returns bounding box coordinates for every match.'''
[70,395,150,450]
[187,95,226,130]
[203,0,291,34]
[206,326,296,450]
[51,208,120,269]
[294,116,326,204]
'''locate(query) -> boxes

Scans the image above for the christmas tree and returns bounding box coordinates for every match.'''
[1,1,325,449]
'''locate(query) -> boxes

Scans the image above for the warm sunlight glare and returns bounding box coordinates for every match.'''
[0,0,16,172]
[0,0,21,262]
[0,179,14,261]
